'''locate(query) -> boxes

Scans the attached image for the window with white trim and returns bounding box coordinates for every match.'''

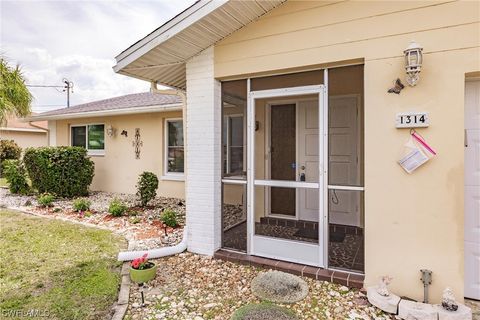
[71,124,105,155]
[165,119,184,174]
[223,115,244,176]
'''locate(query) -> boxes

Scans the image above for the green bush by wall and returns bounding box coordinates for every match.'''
[23,147,94,198]
[0,140,22,176]
[136,171,159,207]
[2,159,30,194]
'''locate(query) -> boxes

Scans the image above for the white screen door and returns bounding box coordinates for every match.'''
[247,85,326,267]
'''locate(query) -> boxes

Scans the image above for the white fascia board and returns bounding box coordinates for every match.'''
[0,127,47,133]
[25,104,183,121]
[113,0,228,73]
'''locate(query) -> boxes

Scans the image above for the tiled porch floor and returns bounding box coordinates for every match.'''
[214,249,364,289]
[223,221,364,273]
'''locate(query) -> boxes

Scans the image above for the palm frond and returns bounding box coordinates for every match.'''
[0,58,33,125]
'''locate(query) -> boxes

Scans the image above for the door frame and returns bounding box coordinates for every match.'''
[464,77,480,300]
[264,100,299,220]
[247,84,328,267]
[264,98,322,221]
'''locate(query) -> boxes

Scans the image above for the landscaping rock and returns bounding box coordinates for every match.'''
[231,303,297,320]
[437,303,472,320]
[367,286,401,314]
[124,253,395,320]
[398,300,437,320]
[251,270,308,303]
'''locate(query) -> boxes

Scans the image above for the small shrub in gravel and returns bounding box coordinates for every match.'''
[251,270,308,303]
[231,302,297,320]
[160,209,178,227]
[2,159,30,194]
[108,198,127,217]
[38,193,54,207]
[129,216,141,224]
[72,198,91,212]
[136,171,159,207]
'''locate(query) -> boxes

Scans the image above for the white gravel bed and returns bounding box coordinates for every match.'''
[125,252,395,320]
[0,189,185,250]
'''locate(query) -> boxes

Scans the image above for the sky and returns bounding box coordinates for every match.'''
[0,0,194,113]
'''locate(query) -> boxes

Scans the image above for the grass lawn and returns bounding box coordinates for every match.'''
[0,209,127,319]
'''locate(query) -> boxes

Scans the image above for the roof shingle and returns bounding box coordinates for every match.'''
[37,92,182,117]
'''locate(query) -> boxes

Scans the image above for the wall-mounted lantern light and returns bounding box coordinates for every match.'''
[106,125,116,137]
[404,41,423,87]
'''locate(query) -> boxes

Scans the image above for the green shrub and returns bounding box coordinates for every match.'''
[72,198,91,212]
[0,140,21,176]
[160,209,178,227]
[38,193,54,207]
[136,171,159,207]
[0,139,21,162]
[23,146,94,198]
[108,198,127,217]
[2,159,30,194]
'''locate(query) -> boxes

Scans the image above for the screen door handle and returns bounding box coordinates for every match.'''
[464,129,468,147]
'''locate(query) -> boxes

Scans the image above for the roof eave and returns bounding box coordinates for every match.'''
[117,69,185,90]
[113,0,228,74]
[0,127,48,133]
[26,103,184,122]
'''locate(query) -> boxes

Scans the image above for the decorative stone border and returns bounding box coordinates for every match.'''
[367,286,472,320]
[214,249,364,288]
[111,262,131,320]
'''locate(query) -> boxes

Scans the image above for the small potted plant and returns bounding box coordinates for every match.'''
[129,253,157,283]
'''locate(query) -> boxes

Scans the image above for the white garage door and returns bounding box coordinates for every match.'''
[465,79,480,300]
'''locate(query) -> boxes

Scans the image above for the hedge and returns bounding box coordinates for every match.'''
[23,147,94,198]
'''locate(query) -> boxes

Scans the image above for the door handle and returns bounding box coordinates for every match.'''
[465,129,468,147]
[299,173,306,181]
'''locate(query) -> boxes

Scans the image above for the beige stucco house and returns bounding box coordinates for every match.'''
[30,92,185,197]
[0,115,48,149]
[33,0,480,305]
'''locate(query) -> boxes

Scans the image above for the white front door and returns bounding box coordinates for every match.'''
[465,79,480,300]
[298,99,320,222]
[328,95,362,227]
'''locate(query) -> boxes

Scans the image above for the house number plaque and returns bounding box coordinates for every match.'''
[395,112,429,128]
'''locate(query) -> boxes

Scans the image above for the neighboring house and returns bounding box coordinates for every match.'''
[0,115,48,149]
[29,92,185,197]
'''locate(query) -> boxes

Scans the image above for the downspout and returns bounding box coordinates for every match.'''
[116,81,189,262]
[118,227,188,261]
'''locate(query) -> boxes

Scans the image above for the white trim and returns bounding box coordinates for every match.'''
[161,175,185,181]
[221,178,247,185]
[114,0,228,72]
[223,113,244,175]
[254,179,319,189]
[164,118,185,176]
[247,78,254,255]
[48,121,56,146]
[0,127,47,133]
[70,123,106,156]
[328,185,365,191]
[26,104,183,121]
[250,85,324,99]
[322,69,329,268]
